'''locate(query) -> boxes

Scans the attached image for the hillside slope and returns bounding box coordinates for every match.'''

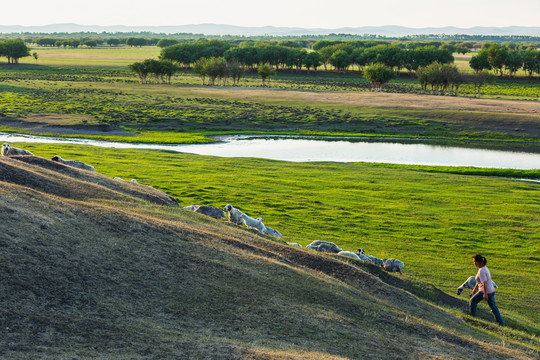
[0,156,536,359]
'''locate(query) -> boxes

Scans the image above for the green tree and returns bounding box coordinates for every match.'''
[192,58,209,85]
[257,63,276,87]
[363,63,396,91]
[107,38,121,46]
[157,39,179,48]
[84,40,98,48]
[0,39,31,64]
[469,53,491,72]
[472,70,495,98]
[504,51,522,77]
[128,61,150,84]
[521,49,539,77]
[329,50,351,71]
[158,60,179,84]
[32,52,39,63]
[228,61,244,85]
[303,52,322,72]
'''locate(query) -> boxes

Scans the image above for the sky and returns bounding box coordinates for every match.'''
[3,0,540,28]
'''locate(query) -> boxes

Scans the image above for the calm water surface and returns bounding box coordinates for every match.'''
[1,133,539,170]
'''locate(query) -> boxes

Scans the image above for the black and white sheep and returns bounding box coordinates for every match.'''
[241,214,266,233]
[457,276,498,295]
[306,240,342,253]
[224,204,244,225]
[1,143,33,156]
[195,205,226,219]
[51,155,95,171]
[381,258,405,273]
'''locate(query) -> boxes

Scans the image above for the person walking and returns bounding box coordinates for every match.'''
[469,254,504,326]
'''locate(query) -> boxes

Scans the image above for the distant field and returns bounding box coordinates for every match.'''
[7,45,539,100]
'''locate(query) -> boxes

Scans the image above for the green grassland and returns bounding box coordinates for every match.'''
[9,142,538,336]
[1,46,539,339]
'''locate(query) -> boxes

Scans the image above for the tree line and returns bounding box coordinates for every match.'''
[469,43,540,77]
[159,39,457,74]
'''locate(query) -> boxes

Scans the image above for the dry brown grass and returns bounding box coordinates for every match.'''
[0,155,537,359]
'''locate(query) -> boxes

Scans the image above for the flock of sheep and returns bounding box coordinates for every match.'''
[2,142,488,291]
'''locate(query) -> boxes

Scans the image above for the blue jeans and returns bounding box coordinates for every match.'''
[469,291,504,326]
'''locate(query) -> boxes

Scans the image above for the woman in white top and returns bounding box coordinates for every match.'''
[469,254,504,326]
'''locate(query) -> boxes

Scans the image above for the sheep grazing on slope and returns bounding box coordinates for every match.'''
[184,205,200,211]
[338,251,361,260]
[364,255,384,266]
[263,226,283,238]
[306,240,342,254]
[457,276,498,295]
[1,143,33,156]
[287,242,302,248]
[224,204,244,225]
[241,214,266,233]
[51,155,95,171]
[194,205,226,219]
[381,258,405,274]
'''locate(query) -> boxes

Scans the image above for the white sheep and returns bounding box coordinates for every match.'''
[365,255,384,266]
[224,204,244,225]
[382,258,404,273]
[241,214,266,233]
[306,240,342,253]
[262,225,283,238]
[287,242,302,248]
[338,251,361,260]
[1,143,33,156]
[184,205,200,211]
[114,177,138,182]
[51,155,94,171]
[457,276,498,295]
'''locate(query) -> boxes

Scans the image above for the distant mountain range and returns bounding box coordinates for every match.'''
[1,23,539,37]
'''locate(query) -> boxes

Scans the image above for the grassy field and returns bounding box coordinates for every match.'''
[1,45,539,341]
[1,155,537,359]
[6,142,537,335]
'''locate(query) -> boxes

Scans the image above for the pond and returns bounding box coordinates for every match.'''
[1,133,539,170]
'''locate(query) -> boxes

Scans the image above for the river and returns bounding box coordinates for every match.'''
[1,133,539,170]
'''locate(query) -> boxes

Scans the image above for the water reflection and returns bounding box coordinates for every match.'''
[1,132,539,170]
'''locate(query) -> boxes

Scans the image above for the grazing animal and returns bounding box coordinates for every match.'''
[306,240,342,253]
[51,155,94,171]
[356,248,365,255]
[287,242,302,248]
[263,226,283,238]
[184,205,200,211]
[114,177,138,182]
[364,255,384,266]
[241,214,266,233]
[381,258,405,274]
[194,205,226,219]
[338,251,361,260]
[2,143,33,156]
[457,276,498,295]
[224,204,244,225]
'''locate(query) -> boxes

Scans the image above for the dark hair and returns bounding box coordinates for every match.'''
[472,254,487,266]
